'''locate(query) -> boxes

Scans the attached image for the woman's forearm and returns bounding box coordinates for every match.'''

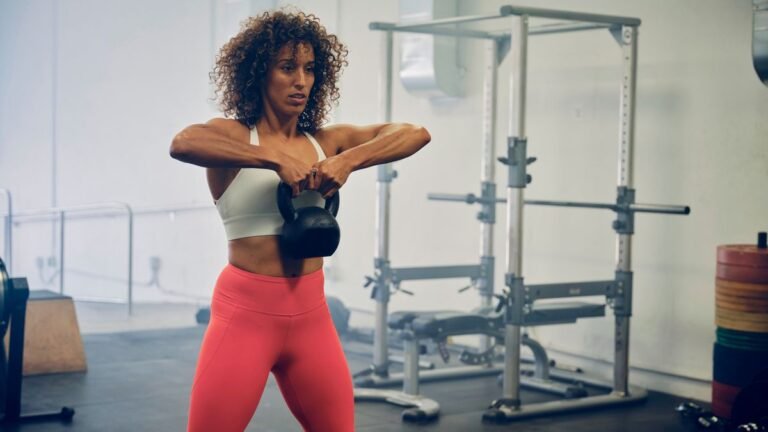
[340,123,431,171]
[169,124,283,170]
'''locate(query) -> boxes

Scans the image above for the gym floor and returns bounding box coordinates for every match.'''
[9,303,700,432]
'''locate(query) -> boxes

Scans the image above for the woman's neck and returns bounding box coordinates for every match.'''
[258,108,300,140]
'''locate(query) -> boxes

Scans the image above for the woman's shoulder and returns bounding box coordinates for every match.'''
[206,117,248,133]
[315,123,348,134]
[314,124,354,155]
[205,117,250,142]
[314,123,356,143]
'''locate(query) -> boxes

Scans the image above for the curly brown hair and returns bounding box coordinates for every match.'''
[211,10,348,133]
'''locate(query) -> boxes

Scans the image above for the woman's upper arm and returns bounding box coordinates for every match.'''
[179,117,243,140]
[316,124,389,155]
[173,118,240,152]
[179,118,245,199]
[201,117,245,142]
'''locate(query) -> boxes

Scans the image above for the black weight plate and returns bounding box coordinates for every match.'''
[713,342,768,387]
[730,381,768,425]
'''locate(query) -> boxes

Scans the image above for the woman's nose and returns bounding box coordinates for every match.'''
[295,70,307,88]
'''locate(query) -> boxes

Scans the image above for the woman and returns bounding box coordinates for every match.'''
[170,9,431,432]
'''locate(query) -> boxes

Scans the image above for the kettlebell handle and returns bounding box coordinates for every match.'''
[276,182,340,222]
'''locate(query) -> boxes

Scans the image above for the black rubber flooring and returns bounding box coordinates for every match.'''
[6,326,699,431]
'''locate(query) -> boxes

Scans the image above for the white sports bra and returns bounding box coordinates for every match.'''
[215,128,327,240]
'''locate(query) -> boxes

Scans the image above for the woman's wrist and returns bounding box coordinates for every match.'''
[259,147,285,171]
[335,150,362,171]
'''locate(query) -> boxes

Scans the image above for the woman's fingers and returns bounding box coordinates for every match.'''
[291,182,301,197]
[309,167,319,190]
[318,178,341,198]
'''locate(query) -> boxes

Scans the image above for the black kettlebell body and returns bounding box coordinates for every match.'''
[276,182,341,258]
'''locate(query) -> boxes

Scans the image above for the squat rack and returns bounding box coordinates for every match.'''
[366,4,690,422]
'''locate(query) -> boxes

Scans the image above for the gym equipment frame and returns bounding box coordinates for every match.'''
[0,257,75,425]
[353,19,504,390]
[0,189,11,274]
[354,3,558,393]
[358,4,691,423]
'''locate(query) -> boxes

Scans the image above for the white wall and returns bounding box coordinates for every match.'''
[1,0,766,400]
[0,0,56,211]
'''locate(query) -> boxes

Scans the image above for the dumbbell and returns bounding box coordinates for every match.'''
[736,423,768,432]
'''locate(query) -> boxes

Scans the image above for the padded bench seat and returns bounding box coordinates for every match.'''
[388,310,503,339]
[388,310,455,330]
[411,312,503,339]
[388,301,606,339]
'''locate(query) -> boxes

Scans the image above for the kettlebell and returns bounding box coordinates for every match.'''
[276,182,341,258]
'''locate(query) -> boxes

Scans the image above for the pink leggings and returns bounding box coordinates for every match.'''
[187,264,354,431]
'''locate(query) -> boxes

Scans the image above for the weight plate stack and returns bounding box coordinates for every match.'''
[712,232,768,419]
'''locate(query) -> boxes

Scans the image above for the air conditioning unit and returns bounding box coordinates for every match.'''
[399,0,464,99]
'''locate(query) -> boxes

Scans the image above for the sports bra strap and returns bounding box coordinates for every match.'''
[248,127,325,161]
[304,132,326,161]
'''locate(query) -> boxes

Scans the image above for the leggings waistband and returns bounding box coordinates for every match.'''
[213,264,326,315]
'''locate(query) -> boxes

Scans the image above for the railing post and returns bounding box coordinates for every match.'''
[127,206,134,316]
[59,210,65,295]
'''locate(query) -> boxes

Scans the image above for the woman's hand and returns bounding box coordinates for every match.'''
[309,155,354,198]
[275,153,314,197]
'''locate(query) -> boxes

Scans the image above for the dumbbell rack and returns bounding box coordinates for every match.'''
[361,4,691,423]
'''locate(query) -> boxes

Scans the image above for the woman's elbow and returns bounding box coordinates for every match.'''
[416,125,431,145]
[169,132,191,161]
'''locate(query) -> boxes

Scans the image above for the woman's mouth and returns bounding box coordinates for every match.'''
[288,93,306,103]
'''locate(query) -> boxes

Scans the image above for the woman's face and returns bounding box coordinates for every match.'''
[264,42,315,117]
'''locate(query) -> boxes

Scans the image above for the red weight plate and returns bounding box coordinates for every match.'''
[718,245,768,267]
[712,380,741,419]
[716,263,768,284]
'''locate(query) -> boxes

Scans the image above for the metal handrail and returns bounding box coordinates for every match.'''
[11,202,134,315]
[0,188,11,274]
[131,202,213,216]
[8,201,219,315]
[11,202,214,223]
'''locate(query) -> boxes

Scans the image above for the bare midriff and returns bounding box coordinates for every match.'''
[228,235,323,277]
